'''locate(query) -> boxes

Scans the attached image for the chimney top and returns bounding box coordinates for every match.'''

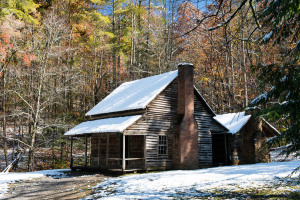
[178,63,194,68]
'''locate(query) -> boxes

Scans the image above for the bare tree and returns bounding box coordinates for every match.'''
[7,10,74,171]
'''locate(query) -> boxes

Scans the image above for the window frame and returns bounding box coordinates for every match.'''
[158,135,167,156]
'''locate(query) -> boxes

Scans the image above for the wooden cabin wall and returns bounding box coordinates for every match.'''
[228,118,272,165]
[124,79,178,170]
[253,119,271,163]
[243,118,271,163]
[254,132,271,163]
[194,94,213,167]
[229,134,240,165]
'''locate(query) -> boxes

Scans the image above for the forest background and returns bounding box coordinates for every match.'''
[0,0,299,172]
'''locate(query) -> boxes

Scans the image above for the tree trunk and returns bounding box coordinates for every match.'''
[2,67,8,167]
[241,7,248,106]
[27,122,37,171]
[112,0,117,89]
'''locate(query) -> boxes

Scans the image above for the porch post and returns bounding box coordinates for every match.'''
[122,133,126,172]
[144,135,146,170]
[106,133,109,168]
[85,135,88,168]
[70,136,73,168]
[98,134,101,167]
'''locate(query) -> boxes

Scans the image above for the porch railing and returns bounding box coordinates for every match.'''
[107,157,145,171]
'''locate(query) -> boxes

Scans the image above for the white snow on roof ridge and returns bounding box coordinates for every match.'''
[86,70,178,116]
[64,115,142,136]
[213,112,251,134]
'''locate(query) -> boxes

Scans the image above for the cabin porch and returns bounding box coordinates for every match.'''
[70,133,146,172]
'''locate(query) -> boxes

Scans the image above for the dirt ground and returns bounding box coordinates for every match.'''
[1,171,114,200]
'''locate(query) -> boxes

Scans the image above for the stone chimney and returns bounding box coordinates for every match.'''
[173,63,199,169]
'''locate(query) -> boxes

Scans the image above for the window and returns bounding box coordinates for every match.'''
[158,136,167,155]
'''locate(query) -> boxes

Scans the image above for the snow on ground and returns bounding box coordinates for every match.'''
[271,146,300,162]
[0,169,70,198]
[86,161,300,200]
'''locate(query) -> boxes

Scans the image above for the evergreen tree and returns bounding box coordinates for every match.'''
[250,0,300,158]
[205,0,299,158]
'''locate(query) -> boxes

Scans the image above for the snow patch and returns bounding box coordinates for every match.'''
[271,146,300,162]
[213,112,251,134]
[0,169,70,197]
[280,75,287,82]
[250,92,268,105]
[208,23,223,31]
[245,106,259,111]
[263,31,273,41]
[296,40,300,51]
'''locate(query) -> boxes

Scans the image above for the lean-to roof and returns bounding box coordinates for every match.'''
[64,115,142,136]
[213,112,251,134]
[214,112,281,136]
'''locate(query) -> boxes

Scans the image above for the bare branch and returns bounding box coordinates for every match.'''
[7,90,34,113]
[208,0,249,31]
[0,134,31,148]
[249,0,261,29]
[174,15,215,39]
[248,26,260,40]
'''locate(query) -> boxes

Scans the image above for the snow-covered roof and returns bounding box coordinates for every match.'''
[86,70,178,116]
[64,115,142,136]
[213,112,251,134]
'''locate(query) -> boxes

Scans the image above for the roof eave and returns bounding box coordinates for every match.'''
[86,108,146,120]
[262,117,281,136]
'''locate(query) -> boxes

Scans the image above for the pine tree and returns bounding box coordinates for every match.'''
[250,0,300,158]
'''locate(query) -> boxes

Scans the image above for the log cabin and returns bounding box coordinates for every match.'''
[64,63,280,172]
[214,111,280,165]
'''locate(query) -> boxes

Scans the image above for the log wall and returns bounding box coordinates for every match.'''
[194,93,228,167]
[194,94,213,167]
[124,79,178,170]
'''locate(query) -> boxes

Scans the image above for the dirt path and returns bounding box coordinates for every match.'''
[1,171,112,200]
